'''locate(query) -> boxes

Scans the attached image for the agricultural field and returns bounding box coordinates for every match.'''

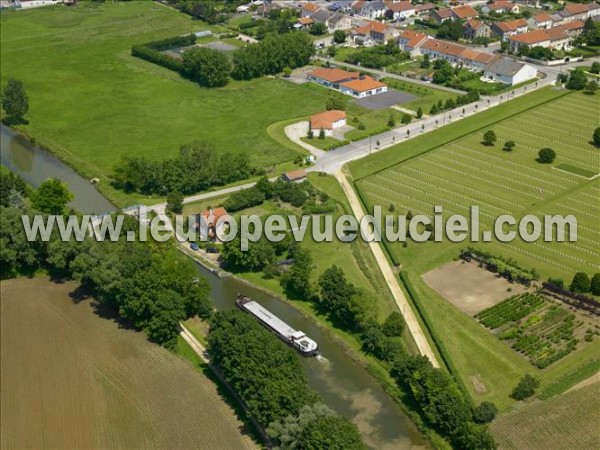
[0,277,255,450]
[353,90,600,409]
[491,382,600,450]
[476,293,598,369]
[0,2,331,205]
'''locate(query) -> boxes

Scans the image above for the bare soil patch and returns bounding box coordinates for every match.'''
[0,277,255,450]
[422,260,527,316]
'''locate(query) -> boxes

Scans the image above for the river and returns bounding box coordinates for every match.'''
[1,126,427,449]
[0,125,115,214]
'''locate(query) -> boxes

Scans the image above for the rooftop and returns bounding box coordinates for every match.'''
[310,68,360,83]
[310,110,347,130]
[340,75,387,92]
[452,4,478,19]
[485,57,529,76]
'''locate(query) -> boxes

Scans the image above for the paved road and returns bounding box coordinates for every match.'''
[335,171,440,367]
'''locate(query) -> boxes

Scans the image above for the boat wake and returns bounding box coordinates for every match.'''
[315,354,329,364]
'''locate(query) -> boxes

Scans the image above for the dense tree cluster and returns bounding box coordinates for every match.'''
[183,47,232,88]
[114,140,258,195]
[566,68,588,91]
[344,41,410,69]
[232,33,314,80]
[392,355,496,449]
[0,170,212,346]
[436,19,464,41]
[0,165,29,207]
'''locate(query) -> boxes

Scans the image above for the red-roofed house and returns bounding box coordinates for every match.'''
[528,13,553,29]
[481,1,520,15]
[310,110,347,136]
[464,18,491,40]
[339,76,388,98]
[491,18,529,40]
[398,30,430,56]
[431,8,454,23]
[563,2,600,21]
[351,0,387,19]
[420,38,497,70]
[301,2,320,17]
[385,1,416,20]
[508,21,584,51]
[451,5,479,20]
[197,207,229,241]
[308,68,360,88]
[282,169,307,183]
[353,20,398,43]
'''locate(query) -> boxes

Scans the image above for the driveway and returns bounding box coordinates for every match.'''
[284,121,326,158]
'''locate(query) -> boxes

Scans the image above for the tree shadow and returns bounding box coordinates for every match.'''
[1,117,29,126]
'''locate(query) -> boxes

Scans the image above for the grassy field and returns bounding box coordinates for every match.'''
[352,90,600,409]
[0,2,331,205]
[491,382,600,449]
[0,277,255,449]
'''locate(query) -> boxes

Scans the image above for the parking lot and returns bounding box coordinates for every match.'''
[353,89,417,110]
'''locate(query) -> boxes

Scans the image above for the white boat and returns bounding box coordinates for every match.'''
[235,295,319,356]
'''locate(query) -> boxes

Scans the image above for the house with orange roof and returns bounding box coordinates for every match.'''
[197,207,229,241]
[481,1,520,15]
[463,18,491,40]
[307,68,360,89]
[351,0,387,19]
[491,18,529,40]
[528,12,553,29]
[420,38,499,70]
[431,7,454,23]
[282,169,307,183]
[295,17,315,29]
[451,4,479,20]
[310,110,347,136]
[339,75,388,98]
[508,20,584,51]
[398,30,430,56]
[385,1,416,20]
[352,20,398,43]
[562,1,600,22]
[301,2,320,18]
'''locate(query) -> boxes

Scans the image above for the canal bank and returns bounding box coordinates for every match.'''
[1,130,428,449]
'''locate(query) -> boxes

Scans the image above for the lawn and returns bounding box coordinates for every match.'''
[352,90,600,409]
[0,277,255,449]
[383,78,457,115]
[0,2,331,206]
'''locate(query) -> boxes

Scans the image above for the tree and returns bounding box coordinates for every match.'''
[584,80,598,95]
[325,93,346,111]
[591,62,600,74]
[416,107,423,119]
[510,374,539,400]
[537,147,556,163]
[31,178,73,214]
[307,129,314,139]
[482,130,497,146]
[319,265,356,316]
[570,272,591,293]
[318,128,325,140]
[590,273,600,296]
[300,414,364,450]
[565,68,587,90]
[557,72,568,84]
[0,166,28,207]
[333,29,346,44]
[166,190,183,213]
[387,113,396,127]
[183,47,231,87]
[310,22,327,36]
[283,66,292,77]
[420,54,430,69]
[430,104,439,115]
[503,140,515,152]
[593,127,600,147]
[437,18,464,41]
[382,311,405,337]
[401,113,412,124]
[267,402,336,448]
[282,247,313,298]
[2,78,29,123]
[472,402,498,424]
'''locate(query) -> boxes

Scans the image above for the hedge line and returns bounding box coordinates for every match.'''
[131,34,196,74]
[399,271,473,404]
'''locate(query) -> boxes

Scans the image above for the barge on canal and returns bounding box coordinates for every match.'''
[235,295,319,356]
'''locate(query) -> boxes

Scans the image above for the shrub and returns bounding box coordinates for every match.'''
[570,272,591,293]
[510,374,539,400]
[537,147,556,163]
[482,130,497,146]
[503,140,515,152]
[472,402,498,424]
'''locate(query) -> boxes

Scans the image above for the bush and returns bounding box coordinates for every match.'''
[382,311,405,337]
[482,130,497,146]
[503,140,515,152]
[570,272,591,293]
[472,402,498,424]
[223,186,265,212]
[510,374,539,400]
[401,113,412,124]
[537,147,556,163]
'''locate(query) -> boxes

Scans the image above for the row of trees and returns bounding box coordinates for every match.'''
[344,41,410,70]
[207,309,364,448]
[0,169,212,346]
[113,140,258,195]
[391,355,497,449]
[429,89,480,115]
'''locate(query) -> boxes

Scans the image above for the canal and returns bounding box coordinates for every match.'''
[1,125,427,449]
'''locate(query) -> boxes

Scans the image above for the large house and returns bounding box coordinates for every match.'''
[352,20,398,43]
[351,0,386,19]
[483,57,537,85]
[491,18,529,40]
[310,110,347,136]
[310,9,352,31]
[385,1,416,20]
[451,4,479,20]
[307,68,388,98]
[562,2,600,22]
[398,30,429,56]
[508,20,584,51]
[301,2,320,18]
[431,8,454,23]
[464,18,492,40]
[420,38,496,71]
[528,13,553,29]
[481,1,520,15]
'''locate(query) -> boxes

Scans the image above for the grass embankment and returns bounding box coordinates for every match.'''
[0,2,331,206]
[350,88,600,410]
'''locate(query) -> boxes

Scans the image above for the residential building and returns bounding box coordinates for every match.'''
[562,2,600,22]
[415,3,436,16]
[310,110,347,136]
[398,30,430,56]
[353,20,398,43]
[282,169,307,183]
[528,13,553,29]
[464,18,492,40]
[451,4,479,20]
[295,17,314,30]
[13,0,62,7]
[307,68,360,89]
[339,76,388,98]
[351,0,386,19]
[197,208,229,241]
[481,1,520,15]
[420,38,497,70]
[327,13,352,31]
[508,20,584,51]
[491,18,529,40]
[301,2,319,18]
[431,8,454,23]
[483,57,537,85]
[385,1,416,20]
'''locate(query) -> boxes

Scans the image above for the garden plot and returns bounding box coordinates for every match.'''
[422,261,528,315]
[357,92,600,278]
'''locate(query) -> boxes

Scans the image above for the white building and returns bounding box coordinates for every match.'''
[310,110,347,137]
[14,0,62,8]
[483,57,537,85]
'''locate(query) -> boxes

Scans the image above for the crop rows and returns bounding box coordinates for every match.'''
[476,293,546,329]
